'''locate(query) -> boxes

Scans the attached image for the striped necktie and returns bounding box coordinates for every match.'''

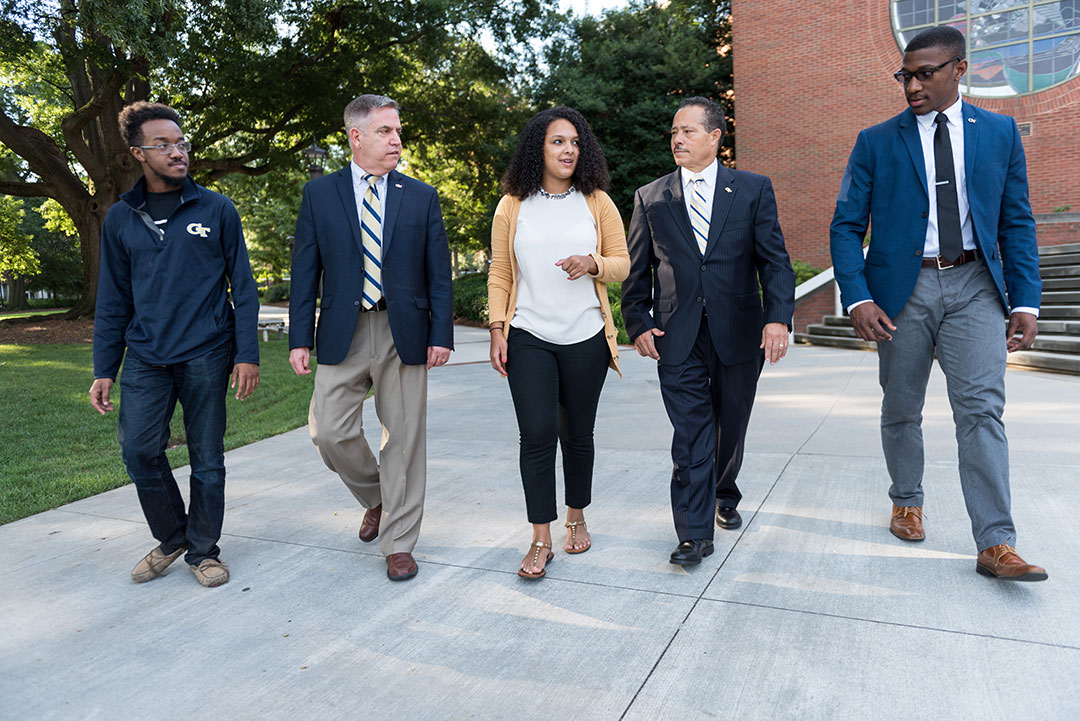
[360,173,383,309]
[688,175,710,256]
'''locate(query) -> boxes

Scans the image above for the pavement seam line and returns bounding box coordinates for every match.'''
[618,354,863,719]
[699,597,1080,653]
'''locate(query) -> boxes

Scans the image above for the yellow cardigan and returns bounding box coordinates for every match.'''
[488,190,630,375]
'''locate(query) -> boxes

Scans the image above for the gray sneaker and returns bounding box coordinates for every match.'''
[189,558,230,587]
[131,546,186,583]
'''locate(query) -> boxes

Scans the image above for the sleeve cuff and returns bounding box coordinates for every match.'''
[1010,307,1039,317]
[846,299,873,313]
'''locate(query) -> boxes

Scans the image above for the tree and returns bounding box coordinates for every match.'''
[536,0,733,216]
[0,194,38,309]
[0,0,549,316]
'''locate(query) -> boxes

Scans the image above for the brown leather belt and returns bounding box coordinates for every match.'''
[360,298,387,312]
[922,248,979,269]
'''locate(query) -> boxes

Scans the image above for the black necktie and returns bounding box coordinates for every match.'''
[933,113,963,262]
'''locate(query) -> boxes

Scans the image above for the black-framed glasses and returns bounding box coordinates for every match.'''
[893,57,962,85]
[134,141,192,154]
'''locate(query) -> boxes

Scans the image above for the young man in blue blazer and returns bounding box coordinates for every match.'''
[830,26,1046,581]
[289,95,453,581]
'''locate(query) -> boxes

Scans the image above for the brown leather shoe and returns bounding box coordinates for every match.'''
[976,544,1048,582]
[889,504,925,541]
[386,552,418,581]
[358,504,382,543]
[131,545,186,583]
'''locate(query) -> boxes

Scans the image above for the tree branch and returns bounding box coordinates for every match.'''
[0,179,56,199]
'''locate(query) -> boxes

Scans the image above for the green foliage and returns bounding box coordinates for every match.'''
[536,0,732,216]
[264,281,290,303]
[0,337,316,524]
[1052,204,1072,213]
[26,200,82,297]
[791,259,824,286]
[606,281,630,344]
[452,272,489,323]
[0,195,38,278]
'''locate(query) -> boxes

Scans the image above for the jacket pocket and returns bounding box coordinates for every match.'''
[865,254,886,267]
[737,291,761,309]
[414,295,430,309]
[320,294,333,309]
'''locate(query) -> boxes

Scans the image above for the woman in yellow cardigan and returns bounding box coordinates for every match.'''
[487,106,629,580]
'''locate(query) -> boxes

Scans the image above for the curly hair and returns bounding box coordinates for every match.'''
[117,102,182,147]
[501,106,610,199]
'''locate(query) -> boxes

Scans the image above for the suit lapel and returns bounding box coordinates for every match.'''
[661,169,696,250]
[382,169,404,257]
[962,102,979,186]
[898,108,928,200]
[334,167,366,256]
[703,166,736,260]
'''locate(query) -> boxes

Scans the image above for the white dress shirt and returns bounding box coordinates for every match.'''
[350,161,388,229]
[682,157,718,225]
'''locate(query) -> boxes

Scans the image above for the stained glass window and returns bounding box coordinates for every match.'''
[891,1,1080,96]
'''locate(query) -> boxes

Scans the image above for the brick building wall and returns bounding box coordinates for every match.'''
[731,1,1080,272]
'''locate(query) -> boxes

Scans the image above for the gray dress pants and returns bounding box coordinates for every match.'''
[877,260,1015,551]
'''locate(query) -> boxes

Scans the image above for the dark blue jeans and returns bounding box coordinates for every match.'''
[118,340,232,565]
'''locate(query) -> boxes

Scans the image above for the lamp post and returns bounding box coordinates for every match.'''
[302,140,328,179]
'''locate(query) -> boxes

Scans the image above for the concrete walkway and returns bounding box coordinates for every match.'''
[2,326,1079,720]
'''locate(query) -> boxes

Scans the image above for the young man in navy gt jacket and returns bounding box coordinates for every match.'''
[90,102,260,588]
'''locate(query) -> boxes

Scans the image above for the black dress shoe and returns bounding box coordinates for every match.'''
[715,506,742,530]
[669,539,714,566]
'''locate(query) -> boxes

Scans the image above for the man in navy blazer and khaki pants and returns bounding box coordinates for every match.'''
[831,27,1046,581]
[623,96,795,566]
[289,94,453,581]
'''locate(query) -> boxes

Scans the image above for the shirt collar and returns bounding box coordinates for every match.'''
[917,95,963,130]
[681,158,719,188]
[351,161,384,186]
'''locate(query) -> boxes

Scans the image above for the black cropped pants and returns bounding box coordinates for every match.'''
[506,327,610,524]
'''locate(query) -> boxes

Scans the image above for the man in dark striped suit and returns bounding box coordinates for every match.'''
[622,97,795,565]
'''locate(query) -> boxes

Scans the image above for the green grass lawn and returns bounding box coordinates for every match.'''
[0,308,66,320]
[0,338,315,524]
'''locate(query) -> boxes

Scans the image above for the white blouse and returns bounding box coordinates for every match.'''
[510,191,604,345]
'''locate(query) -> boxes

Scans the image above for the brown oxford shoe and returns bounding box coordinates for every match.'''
[386,552,418,581]
[889,504,925,541]
[976,544,1048,582]
[358,504,382,543]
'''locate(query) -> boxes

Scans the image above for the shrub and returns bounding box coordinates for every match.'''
[606,282,629,344]
[265,282,290,303]
[453,272,488,324]
[791,259,824,286]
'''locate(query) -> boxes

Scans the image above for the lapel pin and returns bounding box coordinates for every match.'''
[395,183,403,188]
[724,186,732,193]
[967,118,976,123]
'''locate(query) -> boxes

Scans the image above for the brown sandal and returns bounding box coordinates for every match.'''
[564,520,590,554]
[518,540,554,580]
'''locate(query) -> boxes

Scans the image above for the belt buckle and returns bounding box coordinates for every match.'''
[935,255,955,270]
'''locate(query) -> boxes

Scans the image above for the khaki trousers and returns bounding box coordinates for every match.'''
[309,309,428,555]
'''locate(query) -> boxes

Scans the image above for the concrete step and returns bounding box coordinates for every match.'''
[1038,252,1080,267]
[1038,242,1080,256]
[1039,264,1080,278]
[1037,320,1080,336]
[793,333,877,351]
[1040,306,1080,320]
[804,323,857,338]
[1042,277,1080,291]
[823,315,854,327]
[1041,290,1080,303]
[1007,349,1080,375]
[1030,334,1080,354]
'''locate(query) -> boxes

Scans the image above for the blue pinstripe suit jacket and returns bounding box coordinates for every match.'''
[622,165,795,367]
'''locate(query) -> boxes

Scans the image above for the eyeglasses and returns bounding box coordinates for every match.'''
[893,57,962,84]
[134,141,192,154]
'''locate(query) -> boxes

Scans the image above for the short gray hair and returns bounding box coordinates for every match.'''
[344,94,399,133]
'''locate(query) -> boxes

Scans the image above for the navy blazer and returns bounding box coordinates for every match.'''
[622,165,796,367]
[830,102,1041,318]
[289,166,454,365]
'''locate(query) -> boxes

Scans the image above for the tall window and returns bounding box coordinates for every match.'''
[892,1,1080,96]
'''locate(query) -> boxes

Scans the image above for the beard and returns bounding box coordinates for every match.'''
[160,172,185,188]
